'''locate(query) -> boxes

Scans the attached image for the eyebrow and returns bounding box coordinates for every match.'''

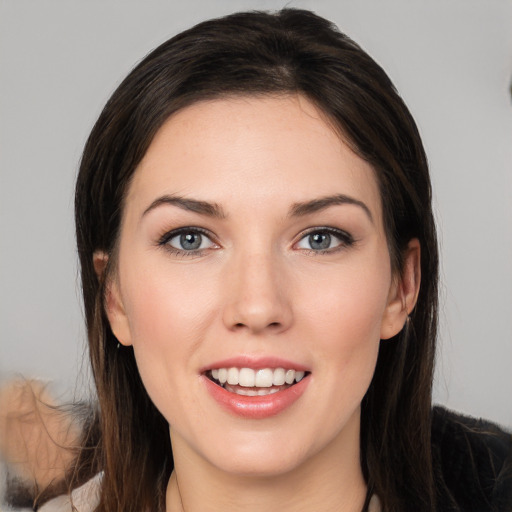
[142,193,372,223]
[289,194,373,223]
[142,195,227,219]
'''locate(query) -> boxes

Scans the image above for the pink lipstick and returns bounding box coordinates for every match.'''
[201,356,310,419]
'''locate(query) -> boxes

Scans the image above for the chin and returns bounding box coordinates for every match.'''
[198,426,320,478]
[213,449,309,479]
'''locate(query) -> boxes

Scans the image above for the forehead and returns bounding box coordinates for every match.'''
[126,94,382,222]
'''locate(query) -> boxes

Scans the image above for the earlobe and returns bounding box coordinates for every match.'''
[93,251,133,347]
[380,239,421,340]
[105,279,133,347]
[93,250,109,281]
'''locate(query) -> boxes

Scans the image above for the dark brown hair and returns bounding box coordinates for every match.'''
[74,9,438,511]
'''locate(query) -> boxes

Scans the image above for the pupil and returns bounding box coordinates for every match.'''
[310,232,331,250]
[180,233,201,250]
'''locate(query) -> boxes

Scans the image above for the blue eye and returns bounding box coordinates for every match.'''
[296,228,353,252]
[161,228,216,254]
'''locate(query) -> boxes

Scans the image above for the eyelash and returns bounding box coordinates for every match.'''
[294,227,355,255]
[157,226,355,257]
[158,227,218,257]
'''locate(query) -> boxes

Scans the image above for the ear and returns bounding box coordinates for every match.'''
[93,251,133,347]
[93,250,108,281]
[380,239,421,340]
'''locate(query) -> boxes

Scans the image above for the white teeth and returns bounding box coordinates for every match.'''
[234,387,258,396]
[225,385,283,397]
[272,368,286,386]
[218,368,228,384]
[227,367,238,385]
[238,368,255,387]
[210,367,307,388]
[255,368,274,387]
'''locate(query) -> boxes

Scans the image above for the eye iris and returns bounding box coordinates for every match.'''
[309,232,331,250]
[180,232,202,250]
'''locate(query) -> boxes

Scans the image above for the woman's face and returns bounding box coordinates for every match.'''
[106,95,413,478]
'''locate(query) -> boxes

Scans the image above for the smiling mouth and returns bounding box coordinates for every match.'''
[206,367,308,397]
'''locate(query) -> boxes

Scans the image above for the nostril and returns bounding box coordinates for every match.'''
[233,321,281,330]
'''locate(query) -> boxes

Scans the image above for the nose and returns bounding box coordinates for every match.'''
[222,251,293,335]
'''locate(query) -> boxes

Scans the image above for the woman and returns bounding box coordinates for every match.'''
[1,8,511,512]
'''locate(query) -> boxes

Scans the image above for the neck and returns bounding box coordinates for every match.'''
[166,412,367,512]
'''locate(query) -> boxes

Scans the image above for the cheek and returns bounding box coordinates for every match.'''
[302,260,391,345]
[123,260,219,344]
[119,262,221,416]
[298,257,391,390]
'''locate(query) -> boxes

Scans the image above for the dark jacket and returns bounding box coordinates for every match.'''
[432,406,512,511]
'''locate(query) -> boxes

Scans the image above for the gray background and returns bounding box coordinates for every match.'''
[1,0,511,426]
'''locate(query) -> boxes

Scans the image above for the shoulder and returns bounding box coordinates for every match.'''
[39,473,102,512]
[432,405,512,512]
[2,473,102,512]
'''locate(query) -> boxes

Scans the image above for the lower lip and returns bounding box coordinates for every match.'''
[202,375,310,419]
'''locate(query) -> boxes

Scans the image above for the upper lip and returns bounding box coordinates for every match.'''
[200,355,310,373]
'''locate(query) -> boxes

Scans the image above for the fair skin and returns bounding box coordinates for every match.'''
[101,94,420,512]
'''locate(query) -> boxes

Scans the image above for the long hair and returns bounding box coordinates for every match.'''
[74,9,439,511]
